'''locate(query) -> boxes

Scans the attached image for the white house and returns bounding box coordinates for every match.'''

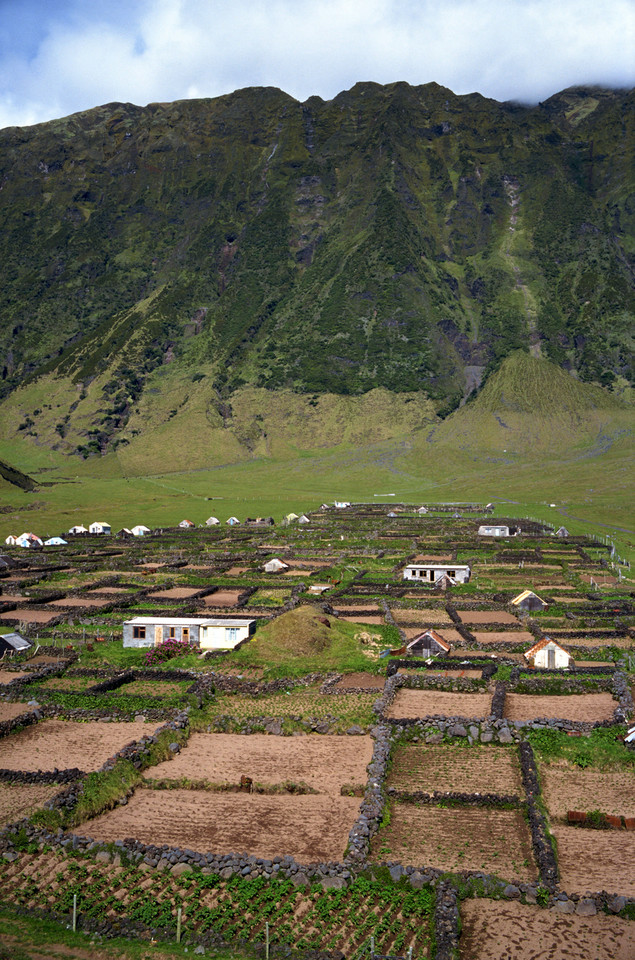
[131,525,151,537]
[68,525,88,535]
[283,513,299,524]
[16,532,43,548]
[263,558,289,573]
[406,629,451,657]
[403,562,470,584]
[89,521,111,535]
[524,637,573,670]
[478,524,518,538]
[178,519,195,529]
[556,526,570,538]
[416,506,428,515]
[44,537,67,546]
[123,616,255,650]
[4,536,16,546]
[226,516,241,526]
[206,516,220,526]
[334,501,351,509]
[298,514,310,524]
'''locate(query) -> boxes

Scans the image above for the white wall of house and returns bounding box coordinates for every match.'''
[403,564,470,583]
[199,620,254,650]
[532,642,572,669]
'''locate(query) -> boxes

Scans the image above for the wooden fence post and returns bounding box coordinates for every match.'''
[266,921,270,960]
[176,906,182,943]
[72,893,77,932]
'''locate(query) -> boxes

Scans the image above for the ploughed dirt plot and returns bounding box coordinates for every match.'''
[389,743,522,795]
[202,590,242,606]
[148,587,201,599]
[552,826,635,896]
[458,611,519,625]
[391,608,452,624]
[386,690,492,720]
[371,805,536,881]
[0,782,62,826]
[0,718,149,772]
[504,693,616,723]
[539,762,635,819]
[81,790,360,862]
[0,610,58,623]
[0,702,36,721]
[471,631,534,645]
[459,899,635,960]
[48,597,111,608]
[147,732,373,794]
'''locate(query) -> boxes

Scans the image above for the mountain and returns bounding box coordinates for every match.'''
[0,81,632,461]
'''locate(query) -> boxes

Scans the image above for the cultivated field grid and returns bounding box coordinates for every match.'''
[0,505,633,958]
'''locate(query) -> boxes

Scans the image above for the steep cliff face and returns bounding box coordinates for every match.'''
[0,82,632,457]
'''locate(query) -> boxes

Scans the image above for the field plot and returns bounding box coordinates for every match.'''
[120,679,193,696]
[390,608,452,623]
[333,672,385,689]
[340,614,385,624]
[539,763,635,819]
[459,899,635,960]
[503,693,616,722]
[148,732,373,793]
[148,587,202,599]
[47,598,112,608]
[471,631,535,645]
[0,702,35,721]
[458,611,519,625]
[0,783,61,826]
[0,719,149,771]
[386,690,492,720]
[401,667,483,678]
[81,789,360,862]
[401,626,464,643]
[551,826,635,896]
[0,610,59,624]
[201,590,243,606]
[207,688,377,726]
[36,675,97,691]
[388,744,522,794]
[0,670,21,684]
[371,806,536,881]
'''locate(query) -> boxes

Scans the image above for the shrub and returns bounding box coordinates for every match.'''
[144,638,196,666]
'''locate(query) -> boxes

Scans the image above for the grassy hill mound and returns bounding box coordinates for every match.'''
[226,605,396,677]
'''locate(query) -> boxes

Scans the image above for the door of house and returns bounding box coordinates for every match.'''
[547,647,555,669]
[154,624,163,646]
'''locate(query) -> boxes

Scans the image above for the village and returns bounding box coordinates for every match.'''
[0,502,633,959]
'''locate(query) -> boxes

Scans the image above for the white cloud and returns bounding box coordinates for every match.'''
[0,0,633,129]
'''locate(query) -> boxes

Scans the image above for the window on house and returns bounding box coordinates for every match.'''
[448,570,455,578]
[168,627,176,639]
[133,626,146,640]
[226,627,238,643]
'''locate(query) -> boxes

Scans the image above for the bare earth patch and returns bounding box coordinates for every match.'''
[389,743,522,794]
[82,790,360,862]
[148,587,201,599]
[458,611,519,625]
[0,702,36,721]
[0,610,59,623]
[372,806,536,881]
[335,605,383,614]
[552,826,635,896]
[48,598,112,608]
[340,614,385,624]
[540,762,635,819]
[386,690,492,720]
[0,670,21,684]
[459,899,635,960]
[401,668,483,679]
[0,718,149,771]
[147,732,373,794]
[202,590,242,606]
[391,608,452,624]
[504,693,616,722]
[471,631,534,645]
[0,782,62,826]
[402,627,463,644]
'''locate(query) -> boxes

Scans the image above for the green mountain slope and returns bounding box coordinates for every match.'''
[0,82,632,460]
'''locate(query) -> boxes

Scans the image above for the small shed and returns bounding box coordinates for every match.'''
[89,521,111,535]
[334,501,350,509]
[16,533,43,548]
[131,525,151,536]
[44,537,67,546]
[406,629,451,657]
[206,516,220,526]
[524,637,573,670]
[556,526,570,538]
[403,563,470,584]
[298,514,310,524]
[478,524,512,538]
[417,506,428,515]
[178,519,195,529]
[68,525,88,535]
[511,590,547,612]
[4,536,16,546]
[0,631,32,656]
[226,516,241,526]
[264,558,289,573]
[284,512,299,523]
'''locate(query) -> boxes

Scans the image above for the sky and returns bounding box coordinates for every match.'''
[0,0,633,130]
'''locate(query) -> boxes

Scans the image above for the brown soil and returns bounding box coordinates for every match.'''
[147,732,373,794]
[549,633,634,648]
[335,605,383,614]
[0,610,58,623]
[391,608,452,623]
[0,670,21,684]
[504,693,616,722]
[552,825,635,896]
[0,782,62,826]
[386,690,492,720]
[48,598,111,608]
[202,590,242,606]
[389,743,523,794]
[148,587,201,599]
[333,672,386,689]
[459,899,635,960]
[23,655,64,666]
[0,702,35,721]
[226,566,248,575]
[0,718,149,771]
[581,573,618,586]
[459,611,519,624]
[86,586,133,594]
[0,593,26,601]
[340,614,385,624]
[282,569,315,576]
[402,626,464,644]
[401,668,483,678]
[471,631,535,645]
[539,762,635,819]
[81,789,360,862]
[371,805,536,881]
[412,554,453,562]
